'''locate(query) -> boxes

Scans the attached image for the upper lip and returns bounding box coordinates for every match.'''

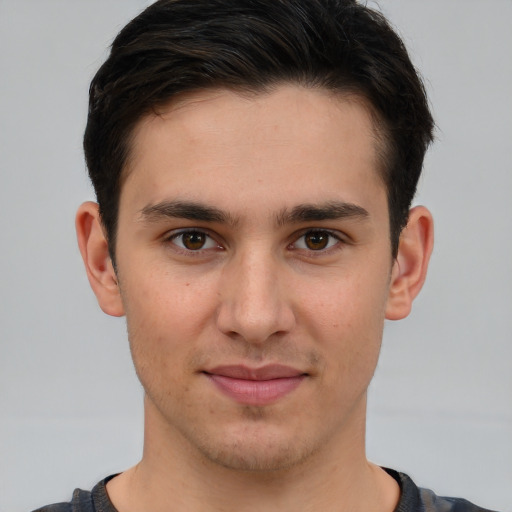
[204,364,306,381]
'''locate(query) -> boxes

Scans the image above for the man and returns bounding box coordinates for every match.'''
[34,0,498,511]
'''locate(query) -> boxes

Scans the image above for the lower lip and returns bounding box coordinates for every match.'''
[206,374,305,406]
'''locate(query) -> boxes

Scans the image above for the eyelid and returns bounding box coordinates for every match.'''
[162,226,348,256]
[164,227,224,252]
[289,228,346,252]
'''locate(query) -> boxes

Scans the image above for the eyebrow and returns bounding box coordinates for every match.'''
[139,200,238,225]
[138,199,369,227]
[275,201,369,226]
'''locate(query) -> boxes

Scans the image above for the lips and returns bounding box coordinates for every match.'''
[204,365,306,406]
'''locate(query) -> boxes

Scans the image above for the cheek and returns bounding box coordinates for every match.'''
[294,266,389,377]
[120,270,219,383]
[297,264,390,331]
[123,265,218,332]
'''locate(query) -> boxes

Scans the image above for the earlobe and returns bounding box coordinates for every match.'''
[75,201,125,317]
[385,206,434,321]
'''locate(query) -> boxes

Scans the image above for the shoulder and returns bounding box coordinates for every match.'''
[31,489,92,512]
[31,488,94,512]
[418,487,500,512]
[389,468,501,512]
[32,504,74,512]
[31,475,117,512]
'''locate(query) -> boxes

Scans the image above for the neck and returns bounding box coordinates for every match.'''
[107,396,399,512]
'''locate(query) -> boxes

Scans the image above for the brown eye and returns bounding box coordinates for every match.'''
[182,232,207,250]
[304,231,329,250]
[293,230,340,251]
[170,230,218,251]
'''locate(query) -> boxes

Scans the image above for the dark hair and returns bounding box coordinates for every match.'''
[84,0,434,260]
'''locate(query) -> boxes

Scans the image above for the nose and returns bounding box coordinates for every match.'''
[215,247,296,344]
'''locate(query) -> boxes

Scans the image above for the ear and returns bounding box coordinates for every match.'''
[385,206,434,320]
[75,201,125,317]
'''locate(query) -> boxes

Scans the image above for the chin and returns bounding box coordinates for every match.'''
[200,443,310,473]
[189,420,317,473]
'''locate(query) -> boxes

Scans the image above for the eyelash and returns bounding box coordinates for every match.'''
[289,229,344,253]
[163,228,346,255]
[165,228,223,255]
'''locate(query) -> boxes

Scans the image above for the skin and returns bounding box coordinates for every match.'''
[77,85,433,512]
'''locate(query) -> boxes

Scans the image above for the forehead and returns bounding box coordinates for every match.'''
[121,85,387,216]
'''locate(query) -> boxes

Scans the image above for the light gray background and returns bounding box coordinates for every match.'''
[1,1,511,511]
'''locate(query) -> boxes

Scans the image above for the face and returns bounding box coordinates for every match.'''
[114,85,397,472]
